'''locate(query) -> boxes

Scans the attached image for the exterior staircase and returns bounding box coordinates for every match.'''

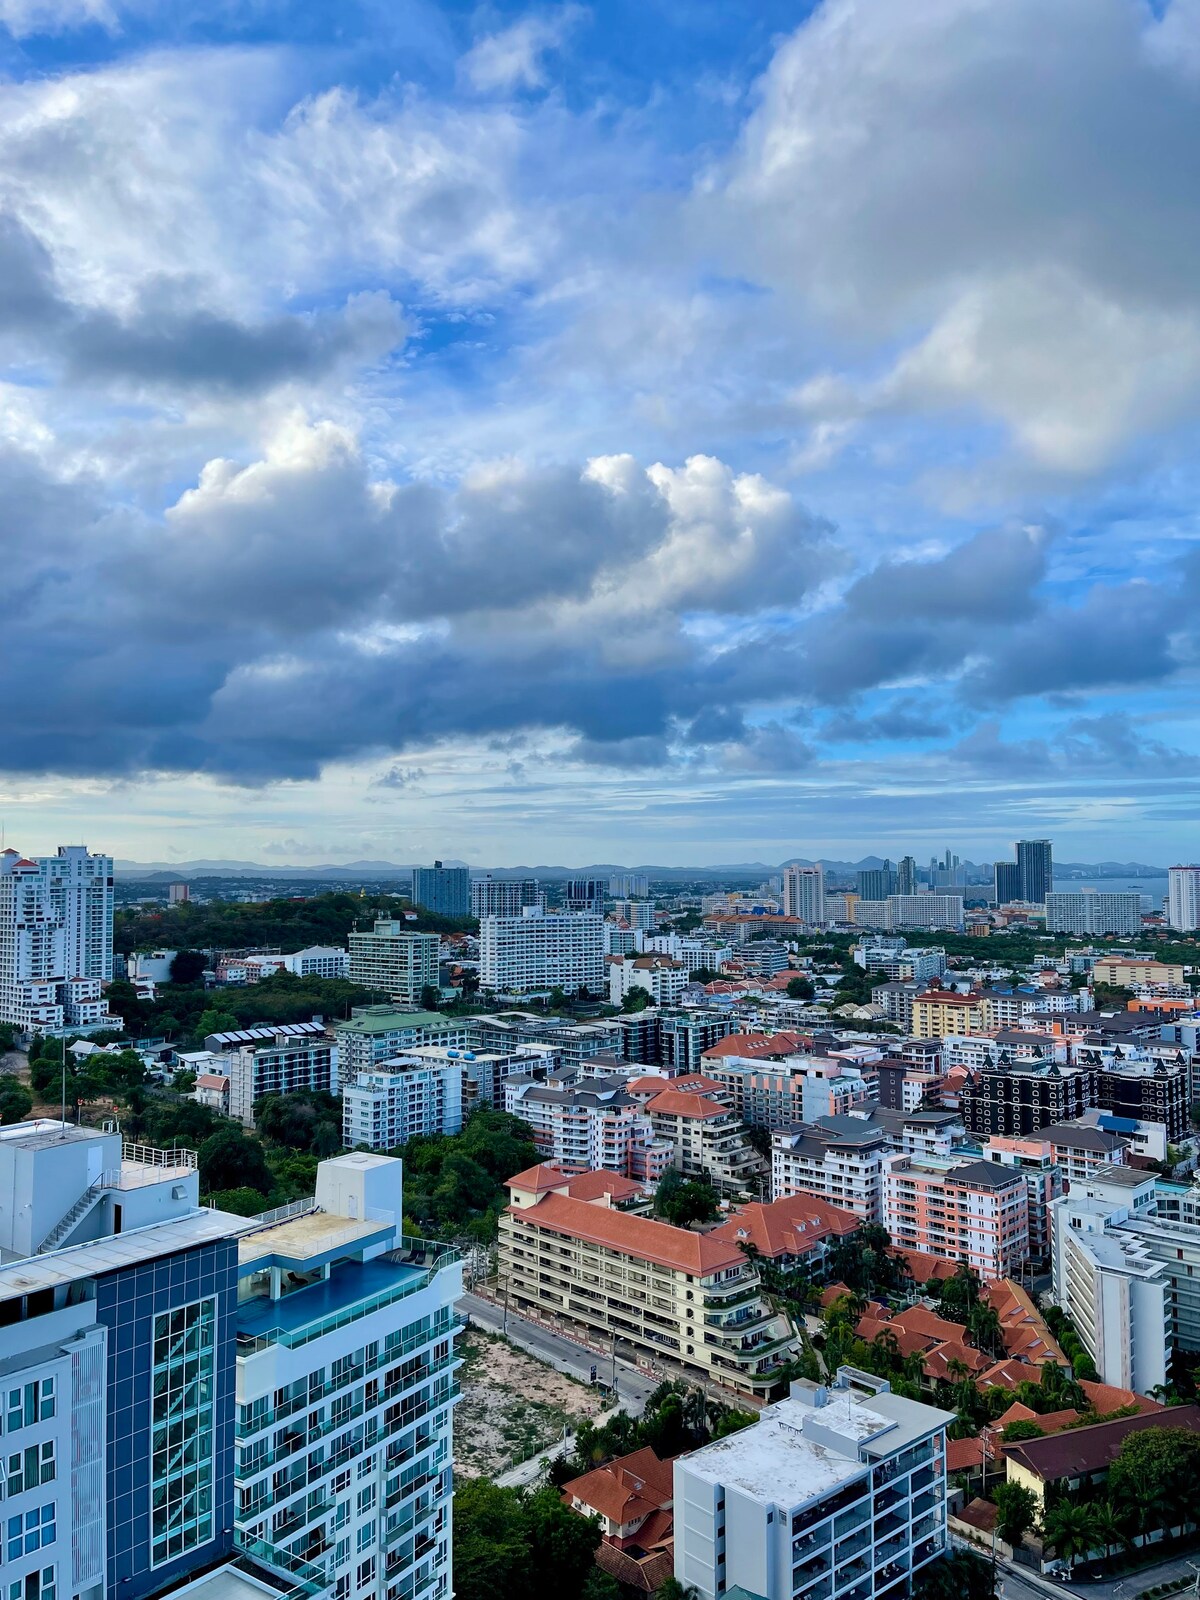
[37,1180,105,1253]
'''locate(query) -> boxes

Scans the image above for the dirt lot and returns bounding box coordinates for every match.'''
[455,1327,607,1478]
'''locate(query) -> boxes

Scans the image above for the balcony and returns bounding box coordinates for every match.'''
[237,1239,460,1354]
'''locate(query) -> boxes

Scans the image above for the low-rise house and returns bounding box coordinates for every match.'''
[563,1446,674,1593]
[1004,1405,1200,1514]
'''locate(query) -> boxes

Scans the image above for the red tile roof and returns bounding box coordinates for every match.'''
[644,1090,729,1120]
[702,1032,810,1060]
[891,1305,968,1344]
[563,1447,673,1525]
[947,1437,986,1473]
[562,1170,646,1204]
[509,1191,747,1274]
[1077,1379,1164,1417]
[891,1248,961,1283]
[710,1193,859,1258]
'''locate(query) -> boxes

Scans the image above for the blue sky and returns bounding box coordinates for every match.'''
[2,0,1200,867]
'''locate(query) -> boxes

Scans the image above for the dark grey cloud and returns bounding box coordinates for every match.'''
[0,211,403,394]
[844,526,1047,624]
[821,700,954,744]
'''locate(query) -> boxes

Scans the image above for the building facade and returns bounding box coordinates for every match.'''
[782,867,825,924]
[470,876,543,919]
[348,924,441,1006]
[499,1173,794,1395]
[410,863,470,919]
[234,1153,462,1600]
[1045,892,1142,937]
[228,1030,338,1126]
[673,1372,951,1600]
[0,846,116,1032]
[1016,840,1053,905]
[478,908,606,996]
[335,1010,472,1079]
[1168,866,1200,933]
[881,1155,1029,1281]
[343,1057,465,1148]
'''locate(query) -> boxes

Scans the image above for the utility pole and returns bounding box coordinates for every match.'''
[60,1034,67,1134]
[612,1332,618,1399]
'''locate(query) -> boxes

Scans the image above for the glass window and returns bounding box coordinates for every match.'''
[150,1299,216,1568]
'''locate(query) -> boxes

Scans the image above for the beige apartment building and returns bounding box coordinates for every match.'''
[642,1087,765,1193]
[1092,957,1185,988]
[347,919,440,1004]
[498,1168,795,1396]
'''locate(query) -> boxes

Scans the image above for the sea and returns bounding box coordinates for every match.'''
[1052,875,1169,909]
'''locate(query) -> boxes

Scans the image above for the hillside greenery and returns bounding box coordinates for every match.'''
[114,889,474,956]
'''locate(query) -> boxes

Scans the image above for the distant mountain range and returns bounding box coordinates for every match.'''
[115,856,1171,882]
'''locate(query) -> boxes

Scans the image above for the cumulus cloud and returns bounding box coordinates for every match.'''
[704,0,1200,471]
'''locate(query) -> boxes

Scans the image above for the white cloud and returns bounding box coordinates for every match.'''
[461,9,583,93]
[701,0,1200,472]
[0,0,116,35]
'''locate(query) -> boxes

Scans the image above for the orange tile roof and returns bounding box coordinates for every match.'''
[1078,1379,1165,1417]
[891,1248,961,1283]
[820,1281,857,1308]
[947,1437,986,1473]
[923,1340,991,1380]
[510,1191,747,1274]
[975,1357,1043,1392]
[891,1305,968,1344]
[563,1447,674,1525]
[562,1170,646,1203]
[644,1089,729,1119]
[711,1192,859,1258]
[702,1032,810,1060]
[507,1162,576,1194]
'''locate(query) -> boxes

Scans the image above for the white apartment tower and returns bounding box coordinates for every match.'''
[470,877,543,919]
[674,1370,952,1600]
[478,907,606,996]
[1168,866,1200,932]
[0,846,115,1032]
[783,866,825,924]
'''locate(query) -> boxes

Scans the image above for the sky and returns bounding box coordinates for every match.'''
[3,0,1200,868]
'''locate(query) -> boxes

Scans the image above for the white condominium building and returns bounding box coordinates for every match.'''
[782,866,825,924]
[673,1370,952,1600]
[1045,891,1142,937]
[771,1125,892,1218]
[348,922,441,1005]
[282,945,349,979]
[503,1075,667,1179]
[36,846,114,982]
[1168,865,1200,932]
[887,895,964,931]
[470,876,543,919]
[343,1055,465,1149]
[0,846,116,1032]
[608,954,688,1007]
[478,907,605,996]
[235,1153,462,1600]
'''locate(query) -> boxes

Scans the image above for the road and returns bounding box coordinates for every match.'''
[457,1291,660,1413]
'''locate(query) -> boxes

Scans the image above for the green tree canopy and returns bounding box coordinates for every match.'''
[993,1480,1038,1546]
[169,950,208,985]
[0,1075,33,1124]
[654,1170,719,1229]
[198,1127,274,1196]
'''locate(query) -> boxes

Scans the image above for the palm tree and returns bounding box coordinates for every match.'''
[1090,1500,1126,1565]
[1041,1501,1101,1568]
[968,1303,1005,1359]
